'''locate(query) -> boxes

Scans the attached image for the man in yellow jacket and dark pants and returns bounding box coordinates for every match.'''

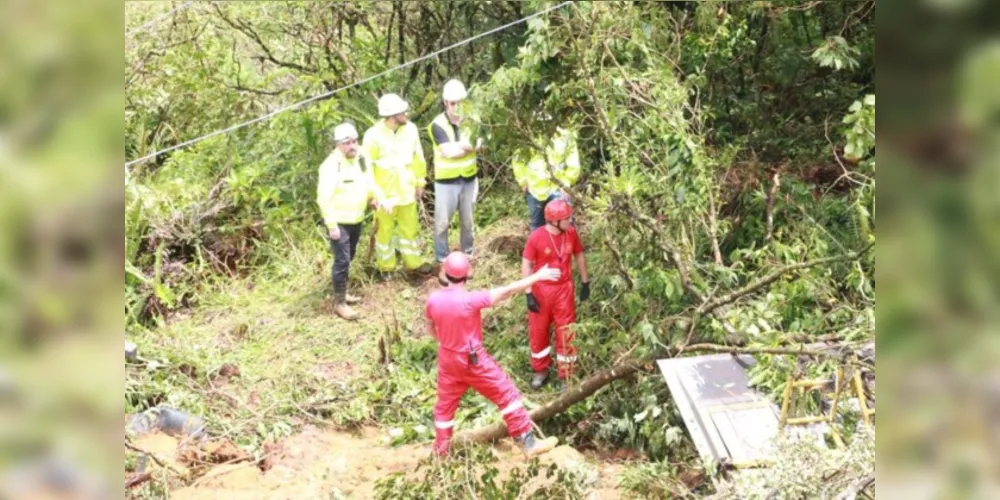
[316,123,373,320]
[512,125,581,231]
[363,93,433,279]
[427,79,484,283]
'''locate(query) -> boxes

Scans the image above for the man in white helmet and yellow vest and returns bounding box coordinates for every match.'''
[362,93,433,278]
[317,122,373,320]
[511,120,581,231]
[426,79,484,282]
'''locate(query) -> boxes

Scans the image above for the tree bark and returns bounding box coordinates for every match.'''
[452,359,647,445]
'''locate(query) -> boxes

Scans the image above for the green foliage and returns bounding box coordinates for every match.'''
[585,375,695,462]
[811,36,862,72]
[842,94,876,163]
[374,446,587,500]
[619,459,710,499]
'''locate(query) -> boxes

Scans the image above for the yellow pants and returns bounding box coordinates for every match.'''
[374,203,424,272]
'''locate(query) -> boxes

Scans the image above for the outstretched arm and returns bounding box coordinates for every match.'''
[490,265,560,305]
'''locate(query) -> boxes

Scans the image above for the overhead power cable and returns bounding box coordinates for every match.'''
[124,1,572,168]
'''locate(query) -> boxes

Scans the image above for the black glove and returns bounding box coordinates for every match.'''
[526,292,540,313]
[579,281,590,302]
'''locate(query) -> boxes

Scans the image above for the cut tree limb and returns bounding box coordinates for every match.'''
[451,359,647,445]
[452,338,869,446]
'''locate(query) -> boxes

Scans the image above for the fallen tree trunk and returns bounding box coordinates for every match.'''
[451,359,648,445]
[451,340,868,445]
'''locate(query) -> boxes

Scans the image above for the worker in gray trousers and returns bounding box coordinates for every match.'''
[426,79,485,284]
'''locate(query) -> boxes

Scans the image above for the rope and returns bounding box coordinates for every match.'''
[124,1,572,169]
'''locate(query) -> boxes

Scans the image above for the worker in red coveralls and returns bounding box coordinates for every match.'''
[425,251,561,458]
[522,199,590,392]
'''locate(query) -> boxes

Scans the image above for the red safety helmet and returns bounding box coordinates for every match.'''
[443,251,471,279]
[544,199,573,222]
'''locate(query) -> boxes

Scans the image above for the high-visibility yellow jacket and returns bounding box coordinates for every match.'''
[426,113,478,181]
[362,120,427,208]
[512,127,581,200]
[316,149,372,226]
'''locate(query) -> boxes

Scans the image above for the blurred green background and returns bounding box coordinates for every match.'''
[0,0,122,497]
[877,0,1000,496]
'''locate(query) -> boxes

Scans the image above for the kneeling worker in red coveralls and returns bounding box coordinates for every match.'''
[522,199,590,392]
[425,251,561,457]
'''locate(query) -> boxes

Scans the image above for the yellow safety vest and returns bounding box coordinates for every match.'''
[512,127,581,200]
[316,150,371,225]
[362,120,427,207]
[427,113,478,180]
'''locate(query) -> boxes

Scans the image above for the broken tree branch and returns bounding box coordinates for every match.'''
[452,336,869,446]
[679,343,871,367]
[452,359,648,445]
[697,241,874,317]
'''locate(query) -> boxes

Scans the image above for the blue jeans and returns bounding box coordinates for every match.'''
[527,192,567,231]
[434,178,479,262]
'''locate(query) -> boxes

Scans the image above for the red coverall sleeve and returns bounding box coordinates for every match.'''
[470,291,493,310]
[570,228,584,255]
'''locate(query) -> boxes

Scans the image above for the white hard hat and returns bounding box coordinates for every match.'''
[442,79,468,101]
[378,93,409,117]
[333,123,358,143]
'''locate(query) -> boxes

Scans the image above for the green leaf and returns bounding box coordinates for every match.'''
[664,278,675,299]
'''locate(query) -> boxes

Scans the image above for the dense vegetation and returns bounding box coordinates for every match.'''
[125,1,875,497]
